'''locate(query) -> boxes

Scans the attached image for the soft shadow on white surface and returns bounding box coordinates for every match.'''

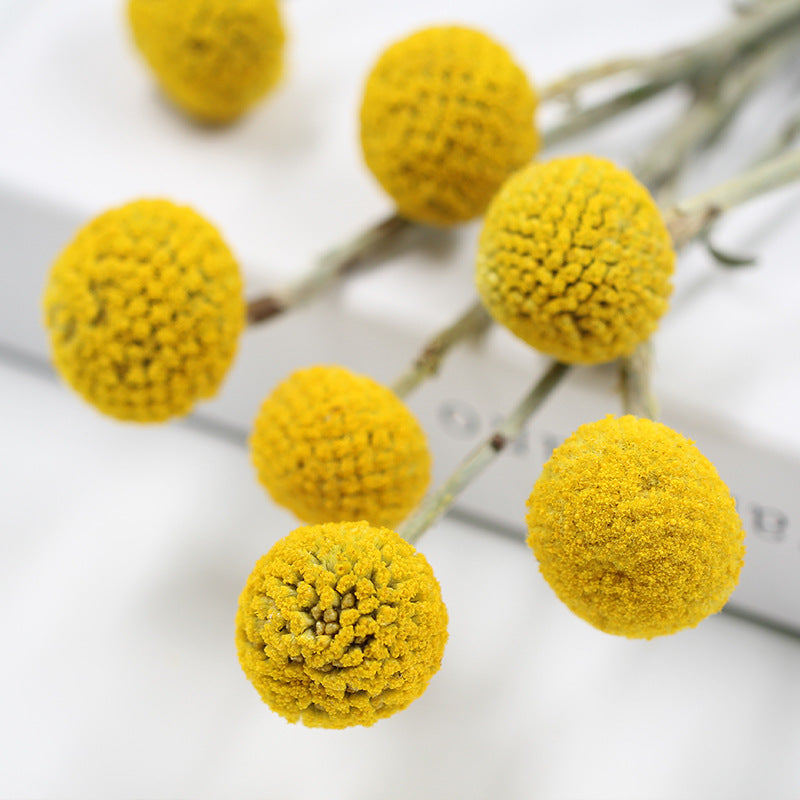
[2,361,800,800]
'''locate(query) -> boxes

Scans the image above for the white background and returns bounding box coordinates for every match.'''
[2,1,800,798]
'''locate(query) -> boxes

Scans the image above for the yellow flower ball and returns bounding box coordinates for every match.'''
[360,25,539,226]
[476,156,675,364]
[43,199,245,423]
[128,0,285,123]
[236,520,448,728]
[250,366,431,528]
[527,415,745,639]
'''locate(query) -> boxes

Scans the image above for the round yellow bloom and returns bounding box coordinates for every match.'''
[43,199,245,422]
[128,0,285,123]
[250,366,431,528]
[476,156,675,364]
[360,25,539,226]
[236,520,448,728]
[527,415,745,639]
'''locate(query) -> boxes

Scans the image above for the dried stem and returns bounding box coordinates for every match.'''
[735,0,792,15]
[632,0,800,91]
[543,0,800,146]
[246,214,411,324]
[619,146,800,414]
[542,80,675,148]
[538,58,650,102]
[620,342,658,420]
[546,0,800,98]
[619,35,796,412]
[391,300,492,400]
[399,361,570,545]
[664,149,800,247]
[635,37,797,197]
[758,108,800,163]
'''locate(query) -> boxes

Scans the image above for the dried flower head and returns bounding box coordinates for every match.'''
[360,25,539,226]
[236,520,448,728]
[128,0,285,123]
[43,199,244,422]
[527,415,745,638]
[250,366,431,528]
[476,156,675,364]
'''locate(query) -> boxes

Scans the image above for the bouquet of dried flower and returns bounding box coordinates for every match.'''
[41,0,800,729]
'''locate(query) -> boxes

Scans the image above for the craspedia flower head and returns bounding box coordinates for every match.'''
[236,520,448,728]
[250,365,431,528]
[360,25,539,226]
[526,415,745,639]
[43,199,245,422]
[476,155,675,364]
[128,0,285,123]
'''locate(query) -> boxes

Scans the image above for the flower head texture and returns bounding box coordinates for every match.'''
[476,156,675,364]
[43,199,245,422]
[236,520,448,728]
[360,25,539,226]
[527,415,745,639]
[128,0,285,123]
[250,366,431,528]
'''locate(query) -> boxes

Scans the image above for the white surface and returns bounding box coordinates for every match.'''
[3,360,800,800]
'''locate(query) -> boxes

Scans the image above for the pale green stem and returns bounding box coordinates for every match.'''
[542,81,671,147]
[543,0,800,146]
[391,301,492,400]
[635,36,797,196]
[620,342,658,420]
[735,0,791,14]
[399,361,570,545]
[538,57,652,102]
[622,37,795,413]
[758,109,800,163]
[664,149,800,248]
[625,0,800,91]
[246,214,411,324]
[624,140,800,417]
